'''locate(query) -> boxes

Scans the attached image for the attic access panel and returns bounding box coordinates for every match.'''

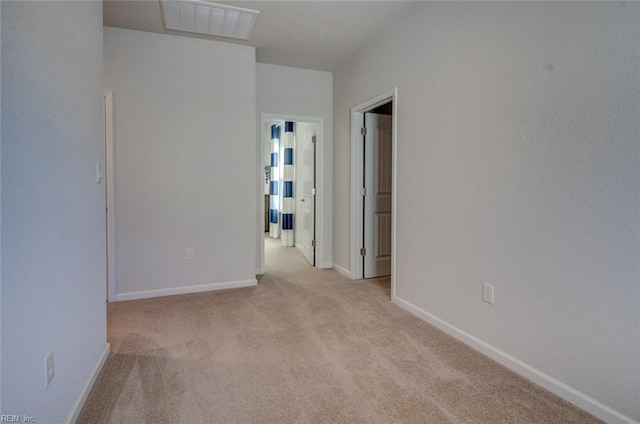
[161,0,259,41]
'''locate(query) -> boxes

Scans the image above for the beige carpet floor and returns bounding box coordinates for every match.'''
[77,237,601,423]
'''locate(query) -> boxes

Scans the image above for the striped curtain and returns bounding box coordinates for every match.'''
[269,125,280,238]
[281,121,295,246]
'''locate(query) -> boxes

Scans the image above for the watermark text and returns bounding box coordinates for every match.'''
[1,415,36,423]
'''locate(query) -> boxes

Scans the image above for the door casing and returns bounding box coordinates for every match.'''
[349,88,398,299]
[104,91,116,302]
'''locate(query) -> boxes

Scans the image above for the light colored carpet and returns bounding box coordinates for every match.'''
[77,237,601,423]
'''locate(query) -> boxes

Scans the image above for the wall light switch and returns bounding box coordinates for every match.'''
[96,162,102,183]
[45,351,54,387]
[186,248,195,261]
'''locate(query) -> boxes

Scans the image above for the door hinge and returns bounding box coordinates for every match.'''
[361,127,367,136]
[311,240,316,248]
[312,187,316,196]
[360,248,366,256]
[361,187,367,196]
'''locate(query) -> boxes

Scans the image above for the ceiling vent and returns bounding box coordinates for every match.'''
[160,0,260,41]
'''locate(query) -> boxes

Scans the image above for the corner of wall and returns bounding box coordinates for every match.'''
[64,344,110,424]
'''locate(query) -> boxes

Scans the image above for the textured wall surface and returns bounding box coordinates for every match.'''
[256,63,333,268]
[334,2,639,421]
[104,27,257,299]
[1,2,107,421]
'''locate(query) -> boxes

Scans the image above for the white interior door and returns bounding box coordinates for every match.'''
[299,127,316,265]
[364,113,392,278]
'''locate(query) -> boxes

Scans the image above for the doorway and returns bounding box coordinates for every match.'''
[257,114,323,274]
[350,88,398,300]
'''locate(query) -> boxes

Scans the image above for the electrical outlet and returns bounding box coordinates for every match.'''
[186,248,195,261]
[45,351,54,387]
[482,283,495,305]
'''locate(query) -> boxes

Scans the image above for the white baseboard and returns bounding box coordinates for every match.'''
[318,261,333,269]
[393,297,638,424]
[331,263,351,278]
[113,279,257,302]
[65,343,110,424]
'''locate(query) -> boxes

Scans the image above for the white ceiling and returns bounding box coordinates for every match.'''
[103,0,420,71]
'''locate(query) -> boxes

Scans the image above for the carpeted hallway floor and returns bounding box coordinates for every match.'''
[77,237,601,423]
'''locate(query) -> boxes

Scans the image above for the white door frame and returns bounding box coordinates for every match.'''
[104,91,116,302]
[257,113,325,275]
[350,88,398,300]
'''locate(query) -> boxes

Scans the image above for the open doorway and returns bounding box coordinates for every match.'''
[258,114,322,274]
[350,88,398,300]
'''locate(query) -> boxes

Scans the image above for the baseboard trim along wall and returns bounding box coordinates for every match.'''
[393,297,638,424]
[331,263,351,279]
[113,279,258,302]
[65,343,110,424]
[318,262,333,270]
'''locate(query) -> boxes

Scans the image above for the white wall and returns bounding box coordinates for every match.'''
[256,63,333,268]
[334,2,639,422]
[104,27,257,300]
[1,2,108,422]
